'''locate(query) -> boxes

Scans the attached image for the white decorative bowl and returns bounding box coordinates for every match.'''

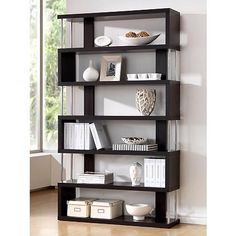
[118,34,160,46]
[126,204,152,221]
[94,36,112,47]
[127,74,137,80]
[121,137,146,145]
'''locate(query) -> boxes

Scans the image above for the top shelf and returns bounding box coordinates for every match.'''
[57,8,179,21]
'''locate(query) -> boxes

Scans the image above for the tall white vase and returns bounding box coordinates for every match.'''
[129,162,142,186]
[83,60,99,82]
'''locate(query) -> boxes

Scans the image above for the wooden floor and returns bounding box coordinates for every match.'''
[30,189,206,236]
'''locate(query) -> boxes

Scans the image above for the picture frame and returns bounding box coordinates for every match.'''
[100,55,122,81]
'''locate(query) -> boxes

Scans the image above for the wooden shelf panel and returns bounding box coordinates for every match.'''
[58,215,180,228]
[58,44,179,54]
[58,115,180,121]
[57,8,175,20]
[59,180,170,192]
[58,80,180,86]
[58,149,179,157]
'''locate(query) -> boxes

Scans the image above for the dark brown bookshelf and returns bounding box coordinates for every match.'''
[58,79,180,86]
[58,115,180,121]
[58,215,180,228]
[58,44,179,53]
[58,149,179,156]
[57,7,180,228]
[57,8,178,19]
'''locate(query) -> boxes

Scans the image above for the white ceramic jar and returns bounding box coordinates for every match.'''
[83,60,99,82]
[129,162,142,186]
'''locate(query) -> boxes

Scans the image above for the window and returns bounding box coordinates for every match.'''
[30,0,41,151]
[30,0,65,152]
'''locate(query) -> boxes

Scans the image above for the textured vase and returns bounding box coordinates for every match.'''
[129,162,142,186]
[135,89,156,116]
[83,60,99,82]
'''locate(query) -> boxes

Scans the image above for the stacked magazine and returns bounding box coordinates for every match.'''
[112,143,158,151]
[77,172,114,184]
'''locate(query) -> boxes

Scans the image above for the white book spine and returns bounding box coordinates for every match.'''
[155,159,161,187]
[64,123,69,149]
[84,123,88,150]
[69,123,74,149]
[150,159,156,186]
[144,159,150,187]
[89,123,101,150]
[160,159,166,188]
[144,159,148,186]
[73,123,79,149]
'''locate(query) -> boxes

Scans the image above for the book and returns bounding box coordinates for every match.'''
[77,172,114,184]
[84,123,95,150]
[112,143,158,151]
[144,158,165,188]
[64,122,95,150]
[89,123,111,150]
[160,159,165,188]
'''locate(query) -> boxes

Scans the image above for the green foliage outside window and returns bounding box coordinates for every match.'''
[44,0,65,148]
[30,0,65,150]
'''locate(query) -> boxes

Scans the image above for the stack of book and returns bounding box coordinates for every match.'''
[144,158,165,188]
[168,49,180,81]
[64,122,111,150]
[112,143,158,151]
[77,172,114,184]
[64,123,95,150]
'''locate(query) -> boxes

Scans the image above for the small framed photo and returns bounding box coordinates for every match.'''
[100,55,122,81]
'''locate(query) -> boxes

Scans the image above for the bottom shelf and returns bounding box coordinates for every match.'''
[58,215,180,228]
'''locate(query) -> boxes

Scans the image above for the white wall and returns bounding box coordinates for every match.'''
[63,0,206,224]
[30,153,51,190]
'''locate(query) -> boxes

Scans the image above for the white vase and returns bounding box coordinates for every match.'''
[83,60,99,82]
[129,162,142,186]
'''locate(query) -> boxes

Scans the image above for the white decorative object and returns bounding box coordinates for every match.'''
[118,33,160,46]
[147,73,162,80]
[121,137,146,145]
[136,89,156,116]
[127,74,137,80]
[127,73,162,81]
[94,36,112,47]
[137,73,148,79]
[83,60,99,82]
[129,162,142,186]
[126,203,153,221]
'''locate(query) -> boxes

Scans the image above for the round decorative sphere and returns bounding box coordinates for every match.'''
[83,60,99,82]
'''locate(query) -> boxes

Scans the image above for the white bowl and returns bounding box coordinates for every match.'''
[118,34,161,46]
[137,73,148,79]
[148,73,162,80]
[121,137,147,145]
[127,74,137,80]
[94,36,112,47]
[126,204,152,221]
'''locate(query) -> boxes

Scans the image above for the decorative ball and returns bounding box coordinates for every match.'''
[137,31,150,37]
[125,31,137,38]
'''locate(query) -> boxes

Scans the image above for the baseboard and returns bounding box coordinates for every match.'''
[30,186,56,192]
[179,215,206,225]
